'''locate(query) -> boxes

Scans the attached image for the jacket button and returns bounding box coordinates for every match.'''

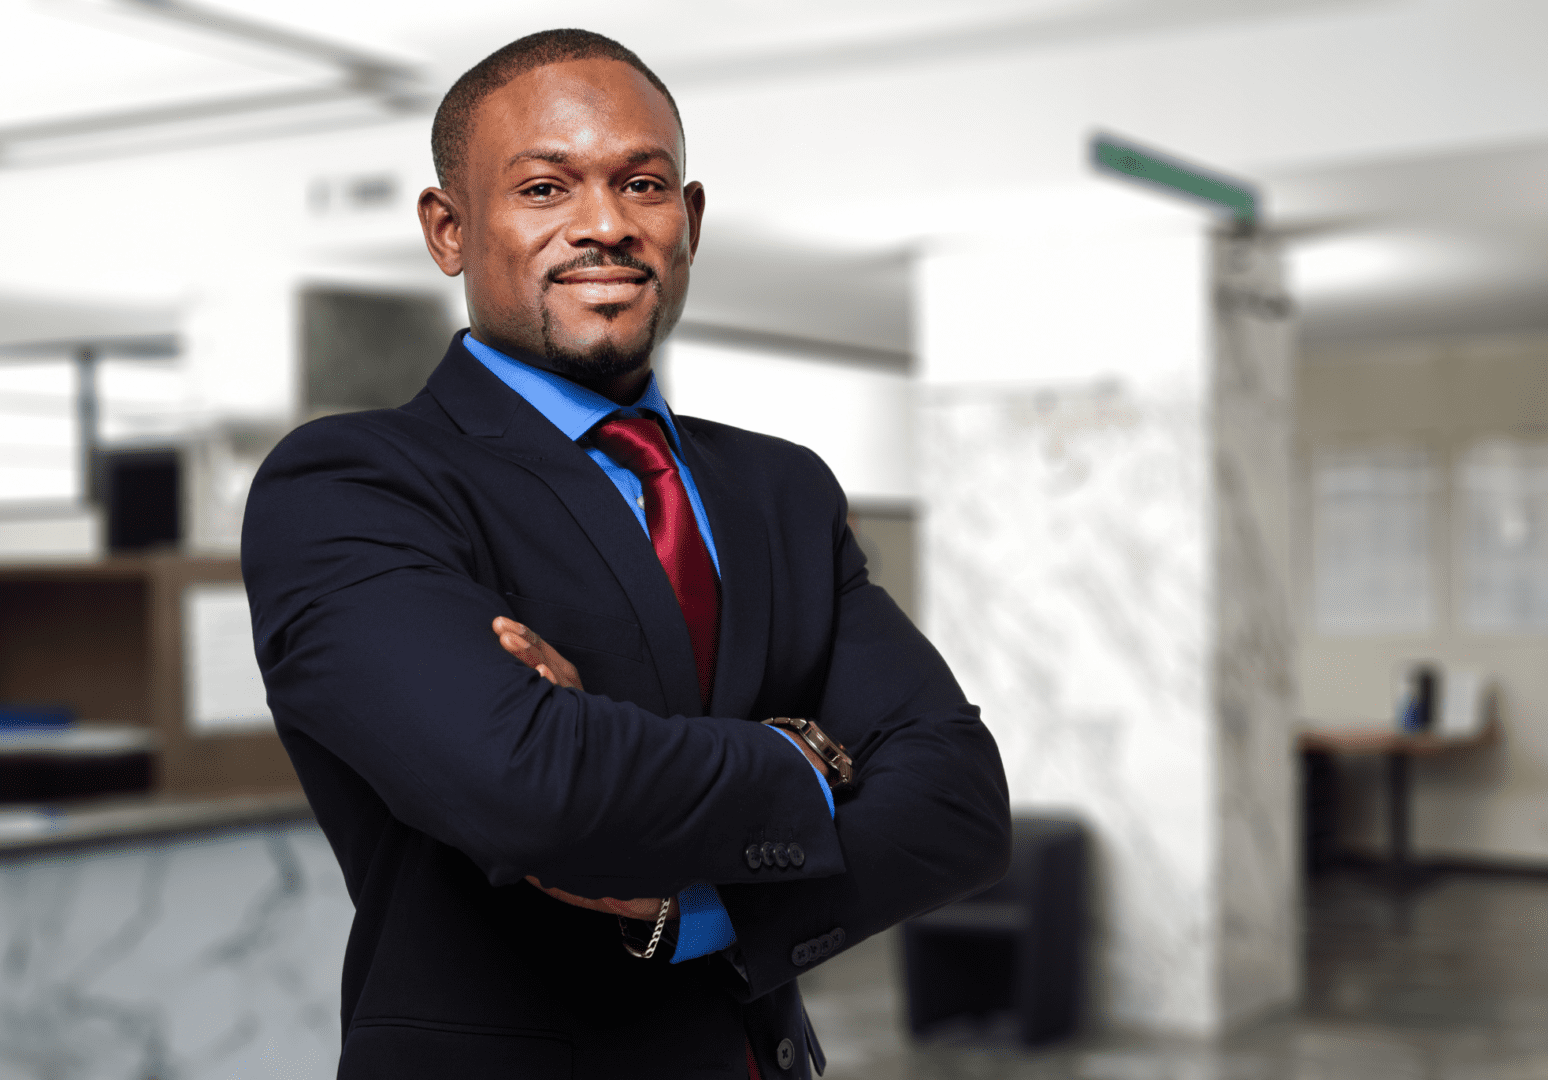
[776,1037,795,1070]
[817,933,834,957]
[761,841,778,867]
[831,927,845,947]
[772,842,790,868]
[791,942,811,966]
[745,844,763,869]
[787,843,805,867]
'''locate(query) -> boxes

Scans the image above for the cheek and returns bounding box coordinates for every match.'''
[663,231,694,277]
[475,217,549,290]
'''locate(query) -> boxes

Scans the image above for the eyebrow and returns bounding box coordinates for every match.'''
[504,146,680,172]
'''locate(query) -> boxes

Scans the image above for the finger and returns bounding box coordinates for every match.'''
[501,630,536,653]
[495,617,541,642]
[535,663,557,685]
[526,876,612,913]
[501,629,549,660]
[599,896,661,920]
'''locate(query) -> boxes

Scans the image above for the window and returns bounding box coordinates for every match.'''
[1458,442,1548,632]
[1312,452,1435,634]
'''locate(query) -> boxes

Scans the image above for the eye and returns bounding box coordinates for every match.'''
[625,179,664,194]
[520,182,560,199]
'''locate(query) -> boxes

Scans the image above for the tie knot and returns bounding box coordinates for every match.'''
[591,415,677,477]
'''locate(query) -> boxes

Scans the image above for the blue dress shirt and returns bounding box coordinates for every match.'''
[465,334,834,963]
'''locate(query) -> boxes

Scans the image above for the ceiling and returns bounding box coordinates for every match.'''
[1268,137,1548,344]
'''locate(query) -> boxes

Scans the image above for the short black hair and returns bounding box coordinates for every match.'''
[431,29,683,191]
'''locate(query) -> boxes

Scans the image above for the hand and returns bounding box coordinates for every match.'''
[524,876,679,921]
[498,621,670,920]
[493,617,584,690]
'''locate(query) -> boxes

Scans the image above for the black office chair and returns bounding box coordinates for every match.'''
[902,815,1086,1045]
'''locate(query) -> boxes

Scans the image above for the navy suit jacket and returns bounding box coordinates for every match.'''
[242,333,1010,1079]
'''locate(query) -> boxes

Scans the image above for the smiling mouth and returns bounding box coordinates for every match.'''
[551,267,649,286]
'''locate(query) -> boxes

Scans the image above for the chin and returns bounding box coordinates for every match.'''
[539,306,660,385]
[540,331,655,385]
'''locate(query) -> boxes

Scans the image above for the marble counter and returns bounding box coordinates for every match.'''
[0,792,311,854]
[0,795,352,1080]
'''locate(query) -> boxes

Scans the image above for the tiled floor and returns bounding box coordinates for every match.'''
[799,870,1548,1079]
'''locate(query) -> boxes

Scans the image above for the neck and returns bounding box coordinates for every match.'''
[581,366,653,405]
[466,327,654,405]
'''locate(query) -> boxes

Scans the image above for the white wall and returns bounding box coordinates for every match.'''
[0,360,77,501]
[663,339,913,505]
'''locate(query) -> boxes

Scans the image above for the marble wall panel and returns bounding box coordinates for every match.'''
[920,378,1217,1031]
[1211,235,1299,1026]
[916,230,1297,1035]
[0,821,353,1080]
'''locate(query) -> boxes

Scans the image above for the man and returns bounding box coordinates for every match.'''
[243,28,1009,1080]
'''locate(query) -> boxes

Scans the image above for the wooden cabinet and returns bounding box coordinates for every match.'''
[0,556,300,797]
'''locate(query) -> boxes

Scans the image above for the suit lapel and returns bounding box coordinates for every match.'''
[425,338,704,719]
[677,422,773,722]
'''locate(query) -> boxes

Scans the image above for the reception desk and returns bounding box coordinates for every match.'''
[0,792,349,1080]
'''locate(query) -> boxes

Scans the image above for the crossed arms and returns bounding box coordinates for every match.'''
[244,413,1011,995]
[492,615,832,922]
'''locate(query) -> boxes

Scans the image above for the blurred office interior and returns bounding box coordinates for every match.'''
[2,0,1548,1076]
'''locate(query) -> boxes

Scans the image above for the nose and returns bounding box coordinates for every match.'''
[564,182,635,250]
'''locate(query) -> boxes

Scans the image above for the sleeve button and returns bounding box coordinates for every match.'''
[776,1037,795,1069]
[787,843,805,867]
[761,841,778,867]
[745,844,763,869]
[772,842,790,868]
[791,942,811,966]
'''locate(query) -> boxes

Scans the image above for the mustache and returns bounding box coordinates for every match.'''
[543,249,657,289]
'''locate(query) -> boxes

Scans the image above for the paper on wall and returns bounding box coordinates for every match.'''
[184,583,272,734]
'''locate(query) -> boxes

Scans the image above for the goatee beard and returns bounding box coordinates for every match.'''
[538,299,660,385]
[537,250,663,385]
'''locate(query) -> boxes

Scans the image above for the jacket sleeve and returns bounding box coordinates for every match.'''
[242,416,842,901]
[713,453,1012,1001]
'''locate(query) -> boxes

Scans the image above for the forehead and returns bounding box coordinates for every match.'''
[469,58,683,169]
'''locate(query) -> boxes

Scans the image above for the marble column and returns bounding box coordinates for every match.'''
[914,186,1297,1034]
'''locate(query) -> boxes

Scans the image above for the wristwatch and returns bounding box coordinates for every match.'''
[762,717,854,788]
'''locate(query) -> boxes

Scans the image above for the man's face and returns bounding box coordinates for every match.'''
[423,59,703,392]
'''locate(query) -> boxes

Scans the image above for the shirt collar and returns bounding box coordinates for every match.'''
[462,332,682,451]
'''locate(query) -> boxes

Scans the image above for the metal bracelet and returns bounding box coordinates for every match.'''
[620,896,672,959]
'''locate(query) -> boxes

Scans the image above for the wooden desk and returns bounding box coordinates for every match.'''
[0,555,300,798]
[1299,722,1498,867]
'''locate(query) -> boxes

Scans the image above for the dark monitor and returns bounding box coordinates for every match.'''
[104,448,180,552]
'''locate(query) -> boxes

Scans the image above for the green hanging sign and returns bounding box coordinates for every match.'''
[1092,134,1257,224]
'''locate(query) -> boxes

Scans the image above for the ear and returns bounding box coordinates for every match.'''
[684,181,706,262]
[418,186,465,277]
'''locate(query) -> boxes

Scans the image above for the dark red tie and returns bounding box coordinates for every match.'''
[591,416,720,706]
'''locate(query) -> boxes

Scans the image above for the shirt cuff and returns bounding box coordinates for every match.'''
[671,882,737,963]
[770,726,836,818]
